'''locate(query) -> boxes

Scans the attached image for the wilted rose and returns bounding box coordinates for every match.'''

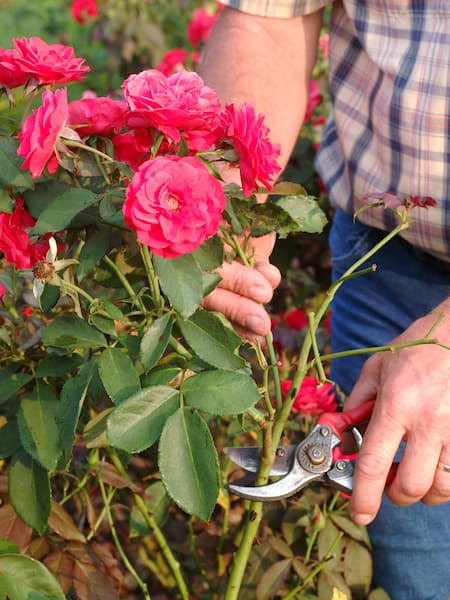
[13,36,90,85]
[123,69,221,150]
[123,155,226,258]
[219,103,281,196]
[281,377,337,416]
[18,87,80,178]
[68,96,128,138]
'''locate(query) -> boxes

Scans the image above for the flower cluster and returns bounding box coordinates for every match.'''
[281,377,337,416]
[0,35,281,274]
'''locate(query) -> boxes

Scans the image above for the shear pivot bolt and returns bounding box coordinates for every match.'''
[335,460,347,471]
[319,427,330,437]
[308,446,325,465]
[276,448,286,458]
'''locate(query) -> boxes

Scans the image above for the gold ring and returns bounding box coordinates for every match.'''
[437,461,450,473]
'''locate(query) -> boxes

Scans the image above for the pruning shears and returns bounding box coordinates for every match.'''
[224,400,396,501]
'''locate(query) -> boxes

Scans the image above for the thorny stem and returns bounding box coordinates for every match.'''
[102,254,146,312]
[140,244,162,307]
[97,475,151,600]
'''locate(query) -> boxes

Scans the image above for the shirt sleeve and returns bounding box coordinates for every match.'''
[218,0,333,18]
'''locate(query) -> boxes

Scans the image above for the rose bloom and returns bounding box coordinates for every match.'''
[123,155,226,258]
[112,130,153,171]
[0,48,28,89]
[13,36,90,85]
[280,377,337,416]
[18,87,79,179]
[156,48,190,76]
[284,308,309,331]
[304,80,322,123]
[187,8,217,48]
[71,0,99,24]
[123,69,221,150]
[219,103,281,196]
[68,96,128,138]
[0,199,47,269]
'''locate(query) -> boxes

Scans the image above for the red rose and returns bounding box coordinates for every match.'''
[70,0,99,24]
[112,130,152,171]
[304,80,322,123]
[68,96,128,138]
[122,69,221,150]
[156,48,190,76]
[0,199,47,269]
[284,309,309,331]
[0,48,28,89]
[187,9,217,48]
[280,377,337,416]
[123,155,226,258]
[219,103,281,196]
[13,36,90,85]
[18,87,77,179]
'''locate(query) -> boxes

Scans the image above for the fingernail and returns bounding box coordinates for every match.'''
[247,285,270,303]
[351,513,373,525]
[245,315,265,333]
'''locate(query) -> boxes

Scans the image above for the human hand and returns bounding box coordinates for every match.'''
[344,301,450,525]
[202,232,281,342]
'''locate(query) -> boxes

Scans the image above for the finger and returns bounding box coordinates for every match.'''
[253,259,281,290]
[215,260,276,304]
[202,286,272,337]
[386,433,440,506]
[344,355,380,410]
[349,407,406,525]
[423,453,450,505]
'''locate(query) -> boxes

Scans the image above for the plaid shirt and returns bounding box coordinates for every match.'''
[219,0,450,261]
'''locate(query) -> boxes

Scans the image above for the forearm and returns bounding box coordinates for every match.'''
[198,6,324,170]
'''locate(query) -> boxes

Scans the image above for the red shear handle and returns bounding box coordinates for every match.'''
[318,400,376,437]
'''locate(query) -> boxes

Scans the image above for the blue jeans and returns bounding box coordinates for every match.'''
[329,210,450,600]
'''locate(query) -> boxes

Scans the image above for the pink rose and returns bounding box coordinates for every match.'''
[219,103,281,196]
[0,48,28,89]
[68,96,128,138]
[0,199,47,269]
[187,8,217,48]
[280,377,337,416]
[13,36,90,85]
[122,69,221,150]
[18,87,76,179]
[304,80,322,123]
[156,48,190,76]
[71,0,99,24]
[112,130,152,171]
[123,155,226,258]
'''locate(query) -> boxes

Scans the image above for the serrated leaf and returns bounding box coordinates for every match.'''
[192,235,224,270]
[140,313,173,371]
[343,538,372,595]
[0,504,32,553]
[77,227,117,280]
[0,554,65,599]
[98,348,141,404]
[41,315,107,351]
[48,501,86,543]
[158,408,220,521]
[330,513,371,546]
[35,356,83,378]
[0,371,32,405]
[30,188,98,235]
[269,537,294,558]
[0,421,21,459]
[177,308,246,370]
[0,135,34,190]
[83,408,112,449]
[256,558,292,600]
[8,450,51,534]
[153,254,202,318]
[56,362,95,469]
[107,385,179,453]
[39,283,60,313]
[17,385,61,471]
[181,370,260,415]
[276,194,328,234]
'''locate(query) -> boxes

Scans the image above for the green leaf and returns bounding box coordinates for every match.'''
[0,554,65,599]
[0,371,32,405]
[142,366,181,387]
[39,284,60,313]
[17,385,61,471]
[55,362,96,469]
[177,308,246,370]
[30,188,98,235]
[107,385,179,453]
[276,194,328,234]
[90,314,118,337]
[153,254,202,318]
[158,408,220,521]
[35,356,83,378]
[140,313,173,371]
[129,480,170,537]
[343,538,372,596]
[329,514,371,546]
[192,235,224,271]
[41,315,107,351]
[0,135,34,190]
[0,421,21,459]
[98,348,141,404]
[181,370,260,415]
[77,227,117,280]
[8,449,51,534]
[0,539,19,555]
